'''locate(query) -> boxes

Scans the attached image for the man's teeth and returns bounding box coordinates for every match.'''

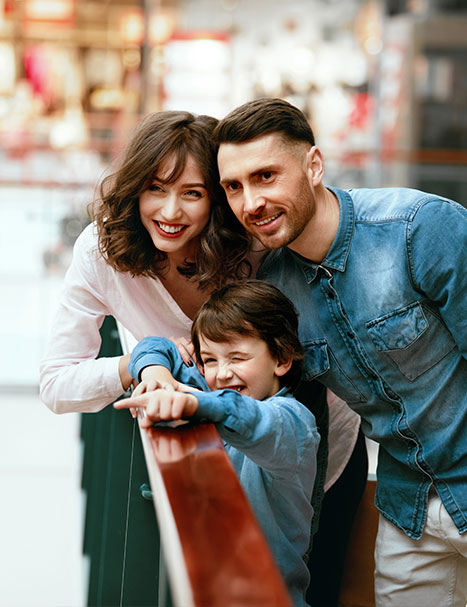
[157,222,185,234]
[255,213,280,226]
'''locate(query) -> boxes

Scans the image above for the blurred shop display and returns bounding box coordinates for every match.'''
[0,179,95,386]
[379,11,467,203]
[163,33,231,118]
[42,208,91,274]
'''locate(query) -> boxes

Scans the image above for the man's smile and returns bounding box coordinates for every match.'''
[253,212,282,227]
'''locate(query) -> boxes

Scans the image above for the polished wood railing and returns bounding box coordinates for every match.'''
[138,420,292,607]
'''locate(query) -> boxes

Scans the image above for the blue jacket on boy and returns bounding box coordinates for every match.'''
[129,336,320,607]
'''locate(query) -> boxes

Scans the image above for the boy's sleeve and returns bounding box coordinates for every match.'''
[129,337,208,390]
[193,390,320,479]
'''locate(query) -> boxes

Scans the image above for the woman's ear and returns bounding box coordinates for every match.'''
[306,145,325,187]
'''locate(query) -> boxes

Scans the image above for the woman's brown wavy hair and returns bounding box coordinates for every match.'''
[92,111,252,290]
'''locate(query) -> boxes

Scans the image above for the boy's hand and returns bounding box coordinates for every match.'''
[114,388,199,428]
[133,378,173,396]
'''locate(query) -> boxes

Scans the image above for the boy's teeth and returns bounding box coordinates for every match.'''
[158,222,185,234]
[256,213,280,226]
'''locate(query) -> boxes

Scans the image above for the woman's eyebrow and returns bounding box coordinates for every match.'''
[181,182,207,188]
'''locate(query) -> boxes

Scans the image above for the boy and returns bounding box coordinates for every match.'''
[116,279,320,607]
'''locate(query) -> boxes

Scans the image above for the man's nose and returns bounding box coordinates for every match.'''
[243,187,266,215]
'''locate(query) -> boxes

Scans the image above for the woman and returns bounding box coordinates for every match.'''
[40,111,252,414]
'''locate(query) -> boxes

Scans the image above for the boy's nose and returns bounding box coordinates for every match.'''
[217,363,233,380]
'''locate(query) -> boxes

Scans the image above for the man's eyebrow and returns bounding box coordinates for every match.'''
[220,176,236,186]
[220,165,278,186]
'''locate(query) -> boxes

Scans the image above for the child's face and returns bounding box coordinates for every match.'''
[198,334,291,401]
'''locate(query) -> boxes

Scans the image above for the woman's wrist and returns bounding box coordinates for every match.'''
[118,354,133,391]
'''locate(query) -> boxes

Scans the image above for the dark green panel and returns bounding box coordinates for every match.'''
[80,316,165,606]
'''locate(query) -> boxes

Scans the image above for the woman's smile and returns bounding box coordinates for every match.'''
[154,221,189,237]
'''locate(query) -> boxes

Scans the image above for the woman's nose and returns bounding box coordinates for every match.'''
[161,194,182,220]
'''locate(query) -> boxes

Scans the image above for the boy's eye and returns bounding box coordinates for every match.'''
[202,357,216,365]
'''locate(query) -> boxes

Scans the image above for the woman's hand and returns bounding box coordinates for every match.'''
[114,387,199,428]
[169,336,195,366]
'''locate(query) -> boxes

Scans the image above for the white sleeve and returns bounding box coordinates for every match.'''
[39,225,125,414]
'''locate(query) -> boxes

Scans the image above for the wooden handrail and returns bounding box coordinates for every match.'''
[139,420,292,607]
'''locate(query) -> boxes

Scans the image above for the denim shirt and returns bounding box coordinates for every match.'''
[130,337,320,607]
[258,186,467,540]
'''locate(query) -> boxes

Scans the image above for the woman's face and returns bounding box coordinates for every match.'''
[139,154,212,260]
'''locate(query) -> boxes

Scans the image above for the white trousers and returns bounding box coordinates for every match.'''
[374,491,467,607]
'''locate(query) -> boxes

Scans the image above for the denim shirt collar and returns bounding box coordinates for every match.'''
[288,186,355,283]
[276,386,293,399]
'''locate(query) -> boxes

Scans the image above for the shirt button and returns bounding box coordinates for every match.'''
[347,332,354,339]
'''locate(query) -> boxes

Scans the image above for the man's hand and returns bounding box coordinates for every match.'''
[114,387,199,428]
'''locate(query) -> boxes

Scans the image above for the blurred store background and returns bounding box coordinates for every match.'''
[0,0,466,605]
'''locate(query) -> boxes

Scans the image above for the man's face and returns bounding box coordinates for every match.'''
[218,133,316,250]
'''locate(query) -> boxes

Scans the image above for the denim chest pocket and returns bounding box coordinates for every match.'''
[366,301,456,382]
[302,339,366,404]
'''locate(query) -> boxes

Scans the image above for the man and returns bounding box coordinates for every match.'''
[214,97,467,607]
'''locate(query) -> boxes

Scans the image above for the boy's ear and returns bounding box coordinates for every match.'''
[274,356,293,378]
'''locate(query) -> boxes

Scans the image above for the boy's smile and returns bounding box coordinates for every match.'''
[198,334,291,401]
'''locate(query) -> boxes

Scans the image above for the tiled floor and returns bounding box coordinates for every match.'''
[0,390,84,607]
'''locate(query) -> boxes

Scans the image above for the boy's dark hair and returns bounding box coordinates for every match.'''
[214,97,315,147]
[191,279,304,390]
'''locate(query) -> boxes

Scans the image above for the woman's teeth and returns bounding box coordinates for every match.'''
[157,222,185,234]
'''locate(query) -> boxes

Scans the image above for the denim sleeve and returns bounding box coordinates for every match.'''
[408,198,467,357]
[194,390,320,479]
[129,336,208,389]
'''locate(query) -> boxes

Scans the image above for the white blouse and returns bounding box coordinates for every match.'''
[40,223,193,414]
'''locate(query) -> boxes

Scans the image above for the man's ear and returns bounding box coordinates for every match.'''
[305,145,325,187]
[274,357,293,378]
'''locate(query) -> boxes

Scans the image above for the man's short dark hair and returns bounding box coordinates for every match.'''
[214,97,315,147]
[191,279,304,390]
